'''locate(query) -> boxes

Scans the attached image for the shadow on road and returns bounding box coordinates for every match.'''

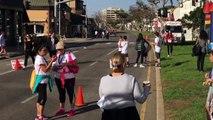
[49,101,99,120]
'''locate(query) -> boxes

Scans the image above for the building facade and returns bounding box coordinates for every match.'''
[101,7,121,21]
[173,0,202,41]
[0,0,28,46]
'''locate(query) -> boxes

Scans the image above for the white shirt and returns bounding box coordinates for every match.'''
[155,37,161,53]
[53,51,76,79]
[34,55,50,84]
[121,40,128,54]
[118,40,122,52]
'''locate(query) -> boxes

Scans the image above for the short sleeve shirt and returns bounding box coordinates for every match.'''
[155,37,161,53]
[53,51,76,79]
[34,55,50,84]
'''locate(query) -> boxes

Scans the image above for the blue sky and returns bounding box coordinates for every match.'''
[86,0,179,17]
[86,0,137,16]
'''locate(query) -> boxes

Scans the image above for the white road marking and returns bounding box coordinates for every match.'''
[105,42,112,45]
[0,64,33,76]
[21,94,38,104]
[107,48,117,55]
[0,70,14,76]
[89,61,97,66]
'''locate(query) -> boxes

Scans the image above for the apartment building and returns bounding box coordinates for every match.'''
[101,7,121,21]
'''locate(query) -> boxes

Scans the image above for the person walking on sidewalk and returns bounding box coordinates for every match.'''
[121,35,130,67]
[133,33,146,68]
[0,32,7,55]
[152,32,163,67]
[24,34,35,69]
[47,32,59,57]
[52,41,78,117]
[98,53,150,120]
[196,30,208,72]
[33,44,56,120]
[165,30,174,57]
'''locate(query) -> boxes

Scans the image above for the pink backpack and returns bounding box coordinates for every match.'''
[67,52,79,74]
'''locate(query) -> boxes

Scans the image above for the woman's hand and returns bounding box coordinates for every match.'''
[51,55,57,62]
[205,72,210,79]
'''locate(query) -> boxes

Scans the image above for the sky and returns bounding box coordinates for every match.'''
[85,0,179,17]
[86,0,137,17]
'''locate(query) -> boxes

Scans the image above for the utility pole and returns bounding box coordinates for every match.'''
[85,0,88,39]
[54,0,72,36]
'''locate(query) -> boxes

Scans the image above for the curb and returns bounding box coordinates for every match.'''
[149,41,165,120]
[156,68,165,120]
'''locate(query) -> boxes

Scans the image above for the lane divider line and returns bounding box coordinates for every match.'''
[140,49,152,120]
[107,48,117,56]
[21,94,38,104]
[89,61,97,66]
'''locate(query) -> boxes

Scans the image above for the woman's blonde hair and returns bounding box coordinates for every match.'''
[111,53,126,72]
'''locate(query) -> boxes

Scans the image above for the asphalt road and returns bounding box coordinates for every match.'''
[0,33,157,120]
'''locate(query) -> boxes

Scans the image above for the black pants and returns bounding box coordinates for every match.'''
[167,43,173,55]
[136,50,144,64]
[24,50,35,67]
[102,106,140,120]
[197,53,206,71]
[55,78,75,104]
[37,84,47,106]
[49,50,57,57]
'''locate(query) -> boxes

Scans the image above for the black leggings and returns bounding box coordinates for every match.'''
[24,50,35,67]
[102,106,140,120]
[37,84,47,106]
[136,50,144,64]
[167,43,173,55]
[55,78,75,104]
[197,53,206,71]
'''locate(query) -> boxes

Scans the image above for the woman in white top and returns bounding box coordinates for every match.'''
[52,41,78,117]
[117,36,123,53]
[33,45,56,120]
[121,35,130,67]
[98,53,150,120]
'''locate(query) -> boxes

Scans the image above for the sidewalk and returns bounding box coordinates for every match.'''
[0,44,24,60]
[0,37,91,60]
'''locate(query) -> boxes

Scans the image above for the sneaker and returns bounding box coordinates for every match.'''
[35,116,48,120]
[67,109,76,117]
[167,55,170,57]
[55,108,65,116]
[139,64,145,68]
[133,63,138,67]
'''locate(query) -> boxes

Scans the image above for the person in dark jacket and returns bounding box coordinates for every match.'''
[196,30,208,72]
[133,33,146,68]
[24,34,35,68]
[47,32,59,57]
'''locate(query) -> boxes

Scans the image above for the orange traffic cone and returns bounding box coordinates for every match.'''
[75,85,85,107]
[14,59,22,70]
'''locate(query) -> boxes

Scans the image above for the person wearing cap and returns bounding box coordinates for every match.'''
[152,32,163,67]
[98,53,150,120]
[52,41,78,117]
[203,42,213,120]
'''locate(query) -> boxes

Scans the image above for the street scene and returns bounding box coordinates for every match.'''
[0,0,212,120]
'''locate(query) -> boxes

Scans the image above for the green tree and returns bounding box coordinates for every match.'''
[181,7,204,30]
